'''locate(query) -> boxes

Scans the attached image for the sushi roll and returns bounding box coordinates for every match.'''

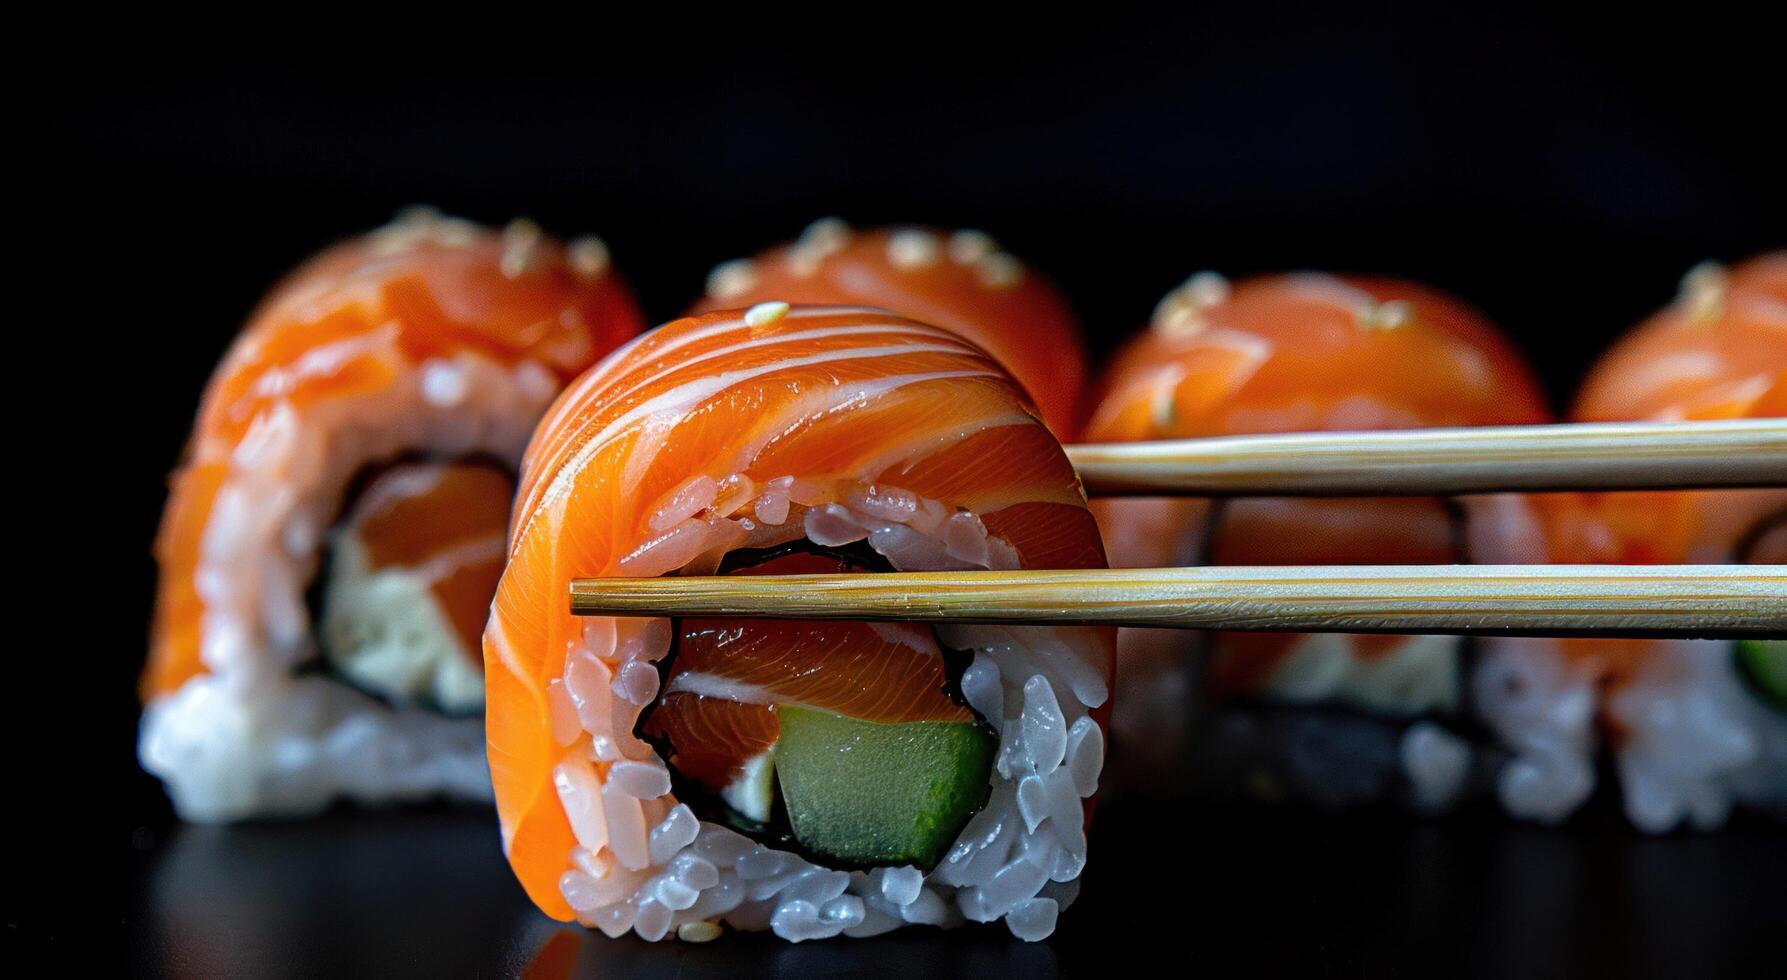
[1083,272,1552,809]
[1476,253,1786,830]
[485,303,1112,942]
[141,209,646,821]
[690,219,1088,436]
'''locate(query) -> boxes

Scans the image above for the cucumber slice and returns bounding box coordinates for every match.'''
[774,705,995,869]
[1735,640,1787,711]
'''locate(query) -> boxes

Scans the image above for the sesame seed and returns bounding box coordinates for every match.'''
[976,253,1024,288]
[949,229,997,264]
[1182,271,1230,307]
[887,229,940,269]
[372,207,485,254]
[745,300,791,326]
[1679,261,1728,322]
[1154,306,1206,337]
[500,218,545,279]
[786,217,852,275]
[1358,299,1412,331]
[677,921,723,943]
[368,231,419,257]
[1152,271,1228,334]
[797,216,851,255]
[568,236,610,279]
[706,259,759,300]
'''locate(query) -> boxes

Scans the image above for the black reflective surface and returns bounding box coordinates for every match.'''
[122,800,1781,978]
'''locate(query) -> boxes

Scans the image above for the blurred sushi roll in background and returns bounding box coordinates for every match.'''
[1083,272,1554,811]
[141,209,646,821]
[690,218,1089,437]
[485,304,1112,942]
[1477,251,1786,831]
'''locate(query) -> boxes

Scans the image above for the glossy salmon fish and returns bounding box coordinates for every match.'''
[1085,272,1552,734]
[690,220,1089,437]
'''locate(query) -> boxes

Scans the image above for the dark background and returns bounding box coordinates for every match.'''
[28,6,1785,976]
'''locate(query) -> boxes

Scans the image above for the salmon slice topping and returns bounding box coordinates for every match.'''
[639,548,974,807]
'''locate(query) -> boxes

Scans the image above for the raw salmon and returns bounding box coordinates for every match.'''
[688,220,1088,437]
[1567,252,1786,567]
[1086,271,1549,441]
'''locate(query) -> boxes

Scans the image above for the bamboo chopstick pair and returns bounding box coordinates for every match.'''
[569,419,1787,639]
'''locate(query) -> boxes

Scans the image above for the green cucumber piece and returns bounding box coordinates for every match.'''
[773,705,995,869]
[1734,640,1787,711]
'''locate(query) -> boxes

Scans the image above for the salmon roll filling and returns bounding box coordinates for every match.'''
[320,460,512,714]
[637,547,997,869]
[1475,254,1787,830]
[141,209,644,820]
[1084,271,1553,809]
[487,305,1112,942]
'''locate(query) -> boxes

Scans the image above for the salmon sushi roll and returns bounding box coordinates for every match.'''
[1476,253,1787,830]
[690,219,1088,437]
[141,209,646,821]
[486,303,1112,942]
[1083,272,1552,808]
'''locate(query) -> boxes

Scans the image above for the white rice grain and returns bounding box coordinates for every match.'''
[553,761,609,855]
[650,476,719,532]
[602,783,651,870]
[613,661,661,706]
[878,866,924,906]
[609,760,673,800]
[649,805,701,865]
[1004,897,1058,941]
[804,504,867,546]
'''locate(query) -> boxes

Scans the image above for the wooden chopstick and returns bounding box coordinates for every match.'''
[1065,419,1787,496]
[569,564,1785,639]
